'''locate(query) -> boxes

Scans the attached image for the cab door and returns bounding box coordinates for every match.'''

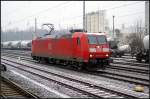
[73,37,82,61]
[77,37,82,58]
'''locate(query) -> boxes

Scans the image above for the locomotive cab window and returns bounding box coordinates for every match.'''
[97,35,107,44]
[77,37,80,45]
[88,35,107,44]
[88,35,97,44]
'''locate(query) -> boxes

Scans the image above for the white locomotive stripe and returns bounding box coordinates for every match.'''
[11,70,70,98]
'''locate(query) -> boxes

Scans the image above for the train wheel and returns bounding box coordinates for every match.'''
[55,60,60,64]
[52,59,56,64]
[37,57,42,63]
[32,56,36,60]
[49,58,53,64]
[106,60,110,65]
[40,58,46,63]
[101,61,105,70]
[44,58,49,63]
[63,61,68,66]
[77,62,83,70]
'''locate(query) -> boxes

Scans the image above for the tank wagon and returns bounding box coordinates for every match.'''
[2,41,12,49]
[11,41,21,49]
[1,40,32,50]
[118,45,131,53]
[31,25,112,70]
[20,40,32,50]
[107,37,124,57]
[136,35,149,62]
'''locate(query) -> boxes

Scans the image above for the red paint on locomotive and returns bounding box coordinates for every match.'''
[31,32,112,69]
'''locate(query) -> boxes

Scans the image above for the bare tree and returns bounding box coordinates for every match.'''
[125,19,145,53]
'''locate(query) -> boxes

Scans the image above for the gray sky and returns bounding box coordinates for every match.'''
[1,1,145,31]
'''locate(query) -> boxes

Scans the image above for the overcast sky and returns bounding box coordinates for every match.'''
[1,1,145,31]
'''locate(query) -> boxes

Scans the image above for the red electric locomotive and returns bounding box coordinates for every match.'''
[31,24,112,70]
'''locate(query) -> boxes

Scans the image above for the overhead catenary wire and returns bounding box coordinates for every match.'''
[58,11,144,30]
[1,1,36,17]
[7,1,143,25]
[104,1,144,11]
[114,11,145,27]
[117,11,144,18]
[3,1,71,28]
[2,1,145,31]
[37,2,82,21]
[64,1,144,21]
[47,10,144,28]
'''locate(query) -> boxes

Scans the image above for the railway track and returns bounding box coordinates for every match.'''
[1,51,31,56]
[0,76,39,98]
[1,52,149,86]
[2,50,149,67]
[2,49,149,64]
[93,70,149,86]
[2,52,149,74]
[113,60,149,67]
[2,58,149,98]
[108,63,149,74]
[113,57,149,64]
[2,50,149,66]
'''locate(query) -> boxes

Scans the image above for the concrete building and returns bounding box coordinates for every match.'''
[85,10,109,33]
[145,1,149,35]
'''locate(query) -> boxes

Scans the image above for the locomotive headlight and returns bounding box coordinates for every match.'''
[89,48,96,52]
[97,46,100,48]
[106,54,109,57]
[90,54,93,58]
